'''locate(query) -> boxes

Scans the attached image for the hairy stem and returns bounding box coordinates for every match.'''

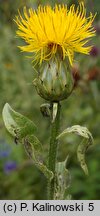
[47,102,61,199]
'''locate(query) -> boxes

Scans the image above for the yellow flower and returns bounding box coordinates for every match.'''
[15,3,95,65]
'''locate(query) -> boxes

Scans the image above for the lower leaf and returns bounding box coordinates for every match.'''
[2,103,53,181]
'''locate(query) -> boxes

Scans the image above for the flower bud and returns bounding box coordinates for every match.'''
[34,56,74,102]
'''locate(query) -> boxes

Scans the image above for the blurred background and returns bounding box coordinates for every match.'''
[0,0,100,200]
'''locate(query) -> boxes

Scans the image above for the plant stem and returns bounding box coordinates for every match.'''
[47,102,61,199]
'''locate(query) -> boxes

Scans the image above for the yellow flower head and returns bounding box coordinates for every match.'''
[15,3,95,65]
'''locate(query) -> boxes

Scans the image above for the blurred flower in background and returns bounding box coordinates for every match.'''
[4,161,17,174]
[90,46,100,57]
[0,139,17,175]
[87,67,100,81]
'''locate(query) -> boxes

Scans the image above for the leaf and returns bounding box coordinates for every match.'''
[2,103,53,181]
[57,125,93,140]
[24,135,53,180]
[54,157,71,200]
[57,125,94,175]
[77,139,90,175]
[40,103,51,117]
[2,103,37,138]
[52,103,58,123]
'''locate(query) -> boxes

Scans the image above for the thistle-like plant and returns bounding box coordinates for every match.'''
[2,3,95,200]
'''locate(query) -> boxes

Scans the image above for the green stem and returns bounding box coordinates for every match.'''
[47,102,61,199]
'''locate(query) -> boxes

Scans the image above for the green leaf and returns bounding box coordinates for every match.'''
[57,125,93,140]
[54,157,71,200]
[2,103,53,180]
[77,139,90,175]
[23,135,53,180]
[2,103,37,138]
[57,125,94,175]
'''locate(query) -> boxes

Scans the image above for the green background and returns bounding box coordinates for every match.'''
[0,0,100,199]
